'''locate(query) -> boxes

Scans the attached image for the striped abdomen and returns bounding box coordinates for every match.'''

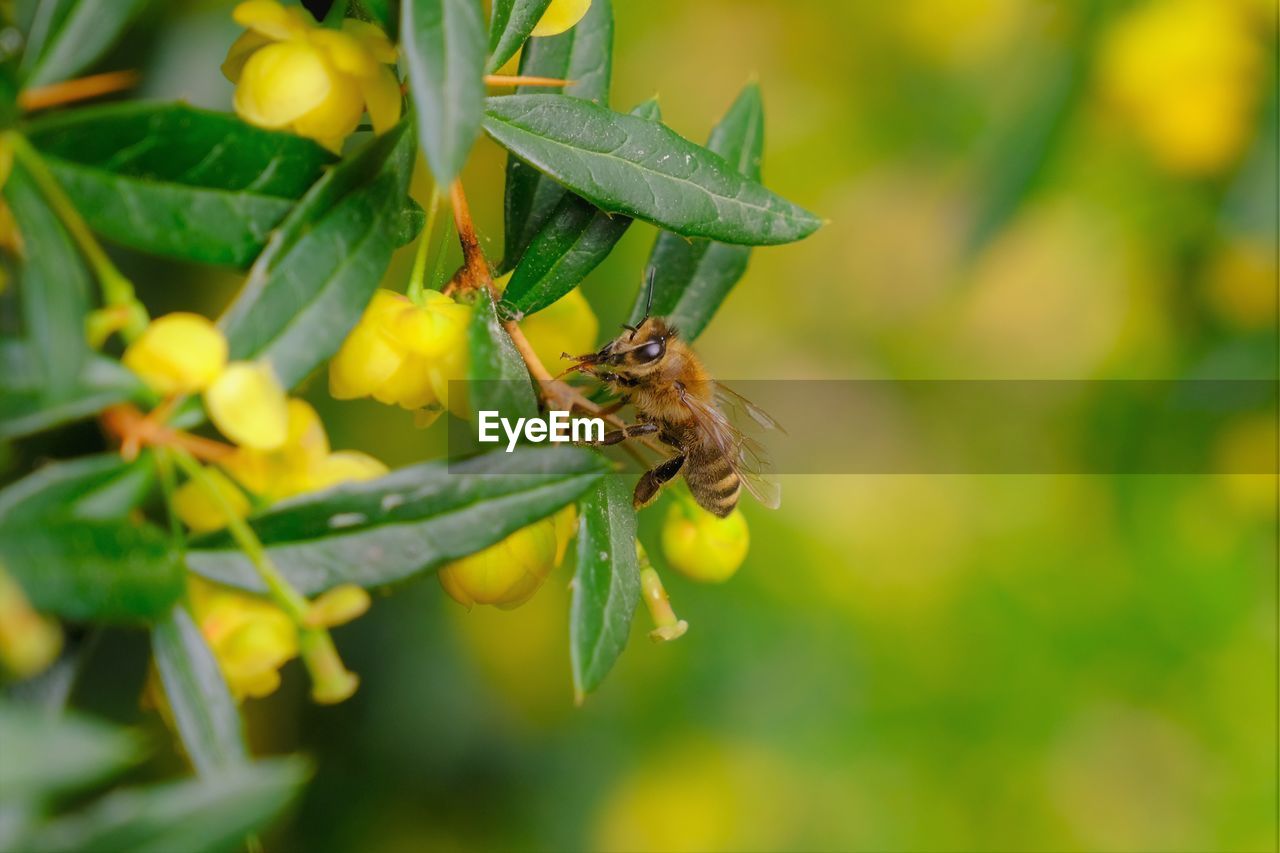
[685,444,741,518]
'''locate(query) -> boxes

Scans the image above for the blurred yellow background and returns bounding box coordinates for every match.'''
[115,0,1279,849]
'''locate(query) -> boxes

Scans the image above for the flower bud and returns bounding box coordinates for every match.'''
[205,361,290,451]
[438,516,560,609]
[305,584,372,628]
[532,0,592,36]
[660,502,749,583]
[189,577,298,700]
[122,312,228,395]
[0,566,61,678]
[304,450,389,491]
[172,465,252,534]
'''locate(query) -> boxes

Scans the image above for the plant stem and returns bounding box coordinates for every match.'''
[322,0,349,27]
[406,188,441,304]
[446,179,492,295]
[168,448,309,623]
[6,132,148,340]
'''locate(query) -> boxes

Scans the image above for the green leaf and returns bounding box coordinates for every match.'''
[485,0,552,74]
[484,94,820,246]
[0,452,154,523]
[25,103,335,267]
[0,341,144,441]
[187,447,608,595]
[467,288,538,420]
[350,0,398,36]
[631,83,764,338]
[0,519,182,622]
[152,606,248,778]
[0,701,144,804]
[19,0,149,88]
[219,120,414,389]
[402,0,486,185]
[395,196,426,247]
[501,0,612,270]
[570,476,640,698]
[502,97,659,317]
[4,162,90,396]
[19,757,310,853]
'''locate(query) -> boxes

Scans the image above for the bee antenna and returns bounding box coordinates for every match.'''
[620,322,639,339]
[641,266,656,322]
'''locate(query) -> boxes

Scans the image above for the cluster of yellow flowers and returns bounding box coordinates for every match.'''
[222,0,402,152]
[330,289,472,425]
[1097,0,1265,175]
[223,0,594,152]
[123,312,385,699]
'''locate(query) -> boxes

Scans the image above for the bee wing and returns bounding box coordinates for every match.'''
[675,381,783,510]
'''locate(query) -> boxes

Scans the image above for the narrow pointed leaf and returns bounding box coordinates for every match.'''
[485,94,820,245]
[402,0,486,184]
[502,97,658,317]
[25,103,334,267]
[4,163,89,396]
[501,0,612,270]
[468,288,538,420]
[187,447,608,595]
[0,452,154,523]
[219,120,414,389]
[570,476,640,697]
[152,606,248,778]
[19,757,310,853]
[486,0,553,73]
[0,702,144,803]
[19,0,149,87]
[0,342,144,440]
[632,83,764,338]
[0,519,182,622]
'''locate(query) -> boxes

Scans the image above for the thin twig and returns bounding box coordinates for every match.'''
[483,74,572,88]
[18,70,140,112]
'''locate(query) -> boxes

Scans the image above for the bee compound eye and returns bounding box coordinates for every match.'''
[634,340,663,362]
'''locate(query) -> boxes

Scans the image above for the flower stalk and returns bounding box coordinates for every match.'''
[6,131,149,341]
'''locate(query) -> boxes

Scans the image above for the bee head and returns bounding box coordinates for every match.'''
[567,317,677,377]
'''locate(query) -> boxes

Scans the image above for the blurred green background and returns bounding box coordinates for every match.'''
[57,0,1280,849]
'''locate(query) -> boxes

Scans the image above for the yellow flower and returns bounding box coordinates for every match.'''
[531,0,592,37]
[205,361,290,451]
[439,505,577,609]
[661,500,749,583]
[223,0,401,152]
[305,584,372,628]
[122,312,228,396]
[172,466,252,534]
[517,287,598,377]
[0,565,61,679]
[189,577,298,700]
[329,289,472,421]
[222,399,388,500]
[1098,0,1263,174]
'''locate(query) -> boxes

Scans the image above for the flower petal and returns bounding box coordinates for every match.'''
[234,40,334,129]
[233,0,312,40]
[205,361,290,451]
[361,64,403,134]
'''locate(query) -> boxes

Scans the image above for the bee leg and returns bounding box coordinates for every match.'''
[583,421,658,447]
[634,455,686,510]
[597,394,631,416]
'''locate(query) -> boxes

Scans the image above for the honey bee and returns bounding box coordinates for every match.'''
[565,276,781,517]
